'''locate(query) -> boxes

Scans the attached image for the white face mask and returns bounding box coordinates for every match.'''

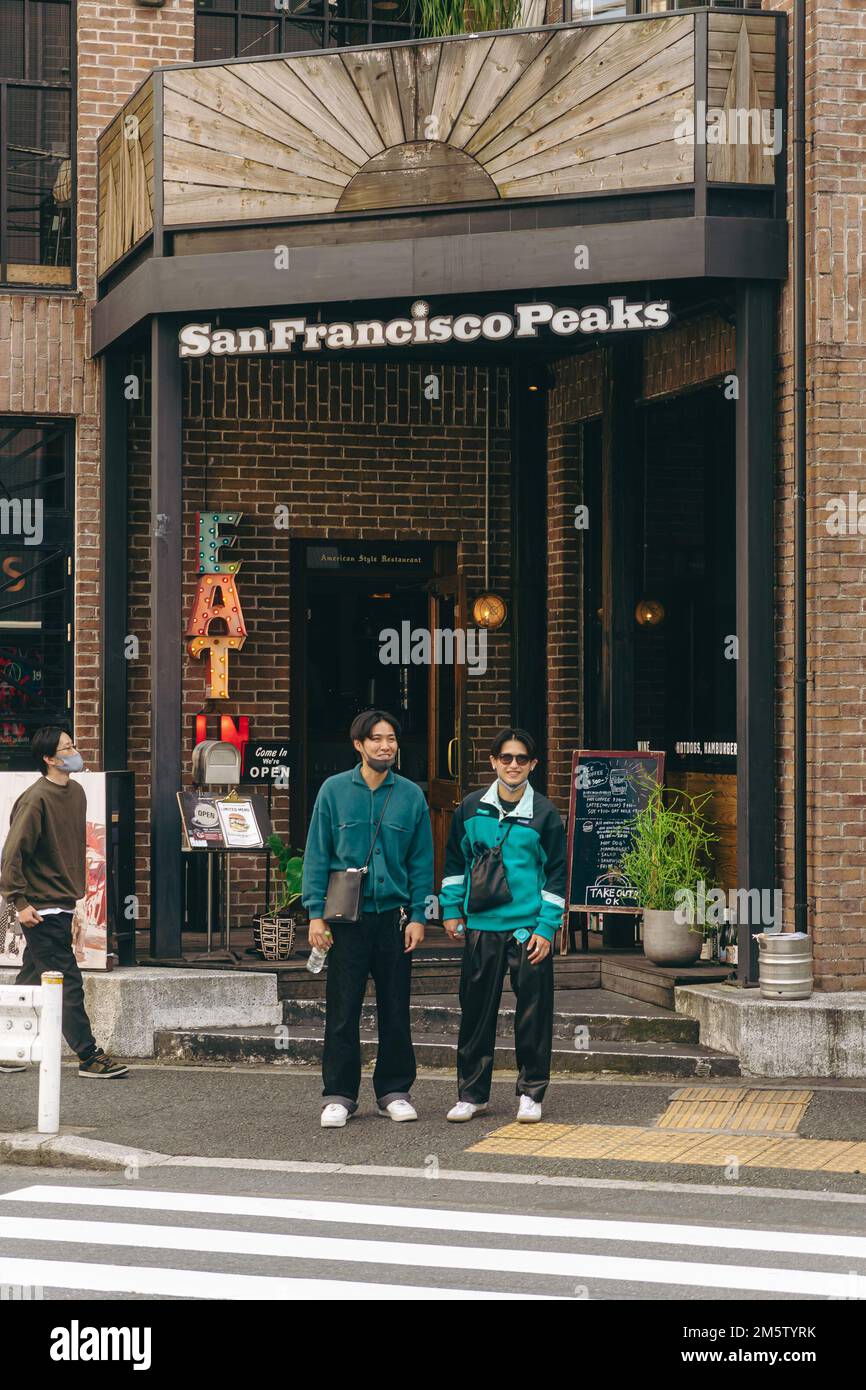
[498,775,528,795]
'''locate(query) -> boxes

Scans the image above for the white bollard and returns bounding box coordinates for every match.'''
[36,971,63,1135]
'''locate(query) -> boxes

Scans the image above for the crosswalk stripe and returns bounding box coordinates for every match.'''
[1,1216,863,1297]
[5,1186,866,1261]
[0,1256,559,1300]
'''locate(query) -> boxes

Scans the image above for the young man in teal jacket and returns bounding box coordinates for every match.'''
[440,728,566,1124]
[303,709,434,1129]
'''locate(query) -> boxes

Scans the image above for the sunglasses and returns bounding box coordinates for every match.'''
[497,753,531,766]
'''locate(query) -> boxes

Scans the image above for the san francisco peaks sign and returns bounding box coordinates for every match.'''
[178,298,672,358]
[185,512,247,699]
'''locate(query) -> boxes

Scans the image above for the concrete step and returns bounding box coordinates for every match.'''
[275,953,600,1000]
[154,1024,738,1077]
[280,992,699,1043]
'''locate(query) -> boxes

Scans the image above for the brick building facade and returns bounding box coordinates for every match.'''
[1,1,863,990]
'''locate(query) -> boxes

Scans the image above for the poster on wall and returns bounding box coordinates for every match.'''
[0,771,108,971]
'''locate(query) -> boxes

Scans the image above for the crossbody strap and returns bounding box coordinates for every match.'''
[495,819,516,850]
[361,782,396,872]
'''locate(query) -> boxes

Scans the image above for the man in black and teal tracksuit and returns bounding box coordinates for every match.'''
[440,727,566,1124]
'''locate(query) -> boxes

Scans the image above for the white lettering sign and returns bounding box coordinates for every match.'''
[179,298,672,358]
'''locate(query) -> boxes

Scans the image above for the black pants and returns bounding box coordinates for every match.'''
[457,929,553,1104]
[322,909,415,1110]
[16,911,97,1060]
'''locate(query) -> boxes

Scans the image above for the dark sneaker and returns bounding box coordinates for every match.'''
[78,1049,129,1078]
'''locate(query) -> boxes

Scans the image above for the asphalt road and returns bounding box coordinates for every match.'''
[0,1161,864,1303]
[4,1064,866,1193]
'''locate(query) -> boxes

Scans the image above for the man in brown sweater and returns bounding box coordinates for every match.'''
[0,727,128,1077]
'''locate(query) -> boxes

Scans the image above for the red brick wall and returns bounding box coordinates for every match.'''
[127,357,512,927]
[766,0,866,987]
[0,2,195,772]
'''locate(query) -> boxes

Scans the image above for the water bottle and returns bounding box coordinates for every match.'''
[306,946,329,975]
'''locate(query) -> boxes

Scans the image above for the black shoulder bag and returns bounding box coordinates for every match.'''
[323,783,395,925]
[467,818,516,914]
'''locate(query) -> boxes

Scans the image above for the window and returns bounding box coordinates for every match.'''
[572,1,763,15]
[195,0,418,62]
[0,0,73,288]
[0,419,74,765]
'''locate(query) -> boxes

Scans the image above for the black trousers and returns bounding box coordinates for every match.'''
[16,911,97,1060]
[322,909,415,1110]
[457,929,553,1104]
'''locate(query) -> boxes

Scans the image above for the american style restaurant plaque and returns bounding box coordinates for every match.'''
[178,298,672,358]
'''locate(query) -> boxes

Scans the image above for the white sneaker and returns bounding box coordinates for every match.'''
[517,1095,542,1124]
[377,1099,418,1122]
[0,1063,28,1074]
[446,1100,489,1123]
[321,1103,351,1128]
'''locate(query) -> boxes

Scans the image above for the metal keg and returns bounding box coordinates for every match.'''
[756,931,813,1000]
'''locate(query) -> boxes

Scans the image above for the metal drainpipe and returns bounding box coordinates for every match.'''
[793,0,808,934]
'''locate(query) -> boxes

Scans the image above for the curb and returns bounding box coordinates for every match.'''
[0,1131,170,1171]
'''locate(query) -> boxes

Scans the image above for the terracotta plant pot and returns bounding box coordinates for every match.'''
[642,908,702,967]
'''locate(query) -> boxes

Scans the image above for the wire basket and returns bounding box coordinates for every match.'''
[255,914,296,962]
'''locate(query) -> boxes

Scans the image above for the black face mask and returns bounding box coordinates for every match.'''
[364,753,395,773]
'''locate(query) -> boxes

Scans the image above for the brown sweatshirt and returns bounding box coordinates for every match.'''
[0,776,86,912]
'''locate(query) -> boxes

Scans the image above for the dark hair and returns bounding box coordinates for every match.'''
[31,725,70,773]
[490,727,537,760]
[350,709,402,747]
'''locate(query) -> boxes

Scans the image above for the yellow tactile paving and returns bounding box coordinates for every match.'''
[817,1144,866,1173]
[658,1088,813,1134]
[467,1123,866,1172]
[534,1126,646,1159]
[670,1086,813,1105]
[740,1139,865,1171]
[663,1136,783,1166]
[466,1123,572,1156]
[660,1099,744,1131]
[668,1087,748,1104]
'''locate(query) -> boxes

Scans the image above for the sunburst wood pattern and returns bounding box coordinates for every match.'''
[97,13,780,275]
[160,16,695,228]
[707,13,778,185]
[97,78,154,276]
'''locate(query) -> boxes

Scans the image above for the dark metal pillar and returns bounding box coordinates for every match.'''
[735,282,777,985]
[600,338,640,746]
[100,347,128,771]
[150,316,184,958]
[510,360,548,790]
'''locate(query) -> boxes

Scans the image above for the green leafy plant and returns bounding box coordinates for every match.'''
[418,0,524,38]
[619,786,718,918]
[267,834,304,916]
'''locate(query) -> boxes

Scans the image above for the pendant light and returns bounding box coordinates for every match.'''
[635,411,665,628]
[472,366,507,630]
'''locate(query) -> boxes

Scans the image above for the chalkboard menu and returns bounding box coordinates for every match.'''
[565,750,665,912]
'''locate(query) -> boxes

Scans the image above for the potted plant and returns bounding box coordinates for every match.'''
[620,786,718,968]
[255,836,305,962]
